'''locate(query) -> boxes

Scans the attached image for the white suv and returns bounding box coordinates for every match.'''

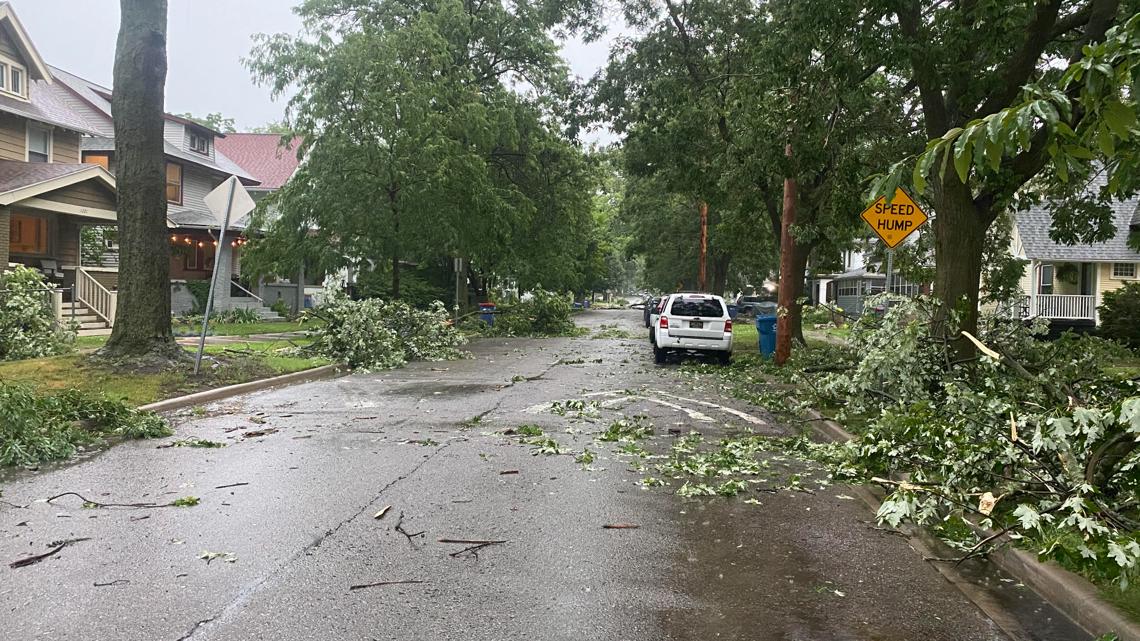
[650,293,733,365]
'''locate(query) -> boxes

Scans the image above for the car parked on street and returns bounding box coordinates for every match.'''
[641,296,662,327]
[733,294,771,317]
[651,293,733,365]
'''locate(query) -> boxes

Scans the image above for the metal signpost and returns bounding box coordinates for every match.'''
[194,176,257,375]
[859,188,929,298]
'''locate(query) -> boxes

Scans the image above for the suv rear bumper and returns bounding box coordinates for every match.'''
[658,334,732,352]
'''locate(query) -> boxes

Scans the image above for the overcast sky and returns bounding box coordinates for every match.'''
[14,0,617,139]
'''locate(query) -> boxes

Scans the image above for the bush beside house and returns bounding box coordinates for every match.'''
[0,266,75,361]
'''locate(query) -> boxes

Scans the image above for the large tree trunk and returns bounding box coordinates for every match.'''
[786,240,812,346]
[697,200,708,292]
[775,144,797,365]
[388,188,400,299]
[102,0,177,359]
[932,172,992,345]
[711,252,729,297]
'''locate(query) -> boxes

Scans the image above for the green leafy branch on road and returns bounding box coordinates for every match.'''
[0,383,170,468]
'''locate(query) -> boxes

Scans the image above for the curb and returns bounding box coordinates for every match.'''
[138,364,346,414]
[804,408,1140,641]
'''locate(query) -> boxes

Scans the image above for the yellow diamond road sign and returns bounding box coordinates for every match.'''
[860,188,929,248]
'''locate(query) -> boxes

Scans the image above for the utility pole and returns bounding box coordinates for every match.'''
[697,200,708,292]
[775,143,796,365]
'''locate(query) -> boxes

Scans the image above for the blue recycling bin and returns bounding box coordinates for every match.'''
[479,302,496,327]
[727,304,739,319]
[756,315,778,358]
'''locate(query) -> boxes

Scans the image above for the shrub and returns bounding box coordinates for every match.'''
[0,383,170,467]
[1099,281,1140,348]
[307,290,465,370]
[213,307,261,324]
[485,289,576,336]
[0,265,74,361]
[813,295,1140,588]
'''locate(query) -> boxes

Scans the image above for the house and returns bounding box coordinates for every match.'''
[50,68,277,318]
[814,247,925,317]
[0,2,121,335]
[213,132,318,313]
[1010,187,1140,326]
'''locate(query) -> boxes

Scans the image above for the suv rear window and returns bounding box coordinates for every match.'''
[670,298,724,317]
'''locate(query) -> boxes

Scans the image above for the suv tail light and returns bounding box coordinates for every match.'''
[724,319,733,333]
[659,316,669,329]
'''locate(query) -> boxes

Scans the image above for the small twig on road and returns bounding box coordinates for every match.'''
[215,482,249,489]
[9,538,91,569]
[373,505,391,520]
[601,523,639,529]
[499,470,519,475]
[438,539,507,558]
[94,579,130,587]
[394,511,425,546]
[46,492,182,509]
[349,580,425,591]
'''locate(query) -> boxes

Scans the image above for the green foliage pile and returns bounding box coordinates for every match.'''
[307,290,465,370]
[1100,282,1140,348]
[0,265,75,361]
[0,383,170,467]
[481,289,577,337]
[812,296,1140,589]
[212,308,261,324]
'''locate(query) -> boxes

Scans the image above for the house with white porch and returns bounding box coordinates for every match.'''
[1010,192,1140,326]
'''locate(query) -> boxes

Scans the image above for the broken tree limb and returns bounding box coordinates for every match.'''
[45,492,179,509]
[214,482,249,489]
[10,538,90,569]
[349,580,425,591]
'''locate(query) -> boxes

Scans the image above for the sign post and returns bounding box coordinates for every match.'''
[194,176,257,376]
[860,188,929,300]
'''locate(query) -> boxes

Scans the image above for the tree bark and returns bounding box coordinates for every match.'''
[711,252,729,297]
[388,188,400,299]
[697,200,708,292]
[932,172,993,343]
[102,0,177,358]
[776,144,797,365]
[786,240,812,346]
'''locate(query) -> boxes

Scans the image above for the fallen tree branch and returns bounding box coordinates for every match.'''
[45,492,182,509]
[10,538,90,568]
[349,579,425,591]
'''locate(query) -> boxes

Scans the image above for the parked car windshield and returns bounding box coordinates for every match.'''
[670,298,724,317]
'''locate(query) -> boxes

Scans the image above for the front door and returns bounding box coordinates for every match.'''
[1080,263,1094,296]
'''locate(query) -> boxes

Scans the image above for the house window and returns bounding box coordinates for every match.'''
[188,132,209,155]
[0,57,25,98]
[837,281,859,297]
[186,243,200,270]
[165,162,183,204]
[85,153,110,170]
[27,125,51,162]
[9,213,48,254]
[1039,264,1054,295]
[1112,263,1136,279]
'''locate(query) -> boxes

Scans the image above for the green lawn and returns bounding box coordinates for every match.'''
[0,339,329,406]
[171,319,318,337]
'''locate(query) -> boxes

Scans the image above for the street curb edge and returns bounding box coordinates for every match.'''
[137,364,347,414]
[804,408,1140,641]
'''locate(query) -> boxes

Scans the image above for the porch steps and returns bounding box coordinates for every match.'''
[61,302,113,337]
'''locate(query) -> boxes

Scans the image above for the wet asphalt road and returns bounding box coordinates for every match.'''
[0,310,1089,641]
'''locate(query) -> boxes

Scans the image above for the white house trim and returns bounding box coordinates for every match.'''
[0,165,116,205]
[20,196,115,221]
[0,3,54,82]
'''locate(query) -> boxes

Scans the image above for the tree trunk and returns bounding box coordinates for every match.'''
[775,144,797,365]
[787,240,812,346]
[102,0,177,359]
[697,200,708,292]
[388,188,400,299]
[932,173,991,345]
[711,252,730,297]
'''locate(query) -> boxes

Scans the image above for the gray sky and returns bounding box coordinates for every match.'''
[14,0,617,139]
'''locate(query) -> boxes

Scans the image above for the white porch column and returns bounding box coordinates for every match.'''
[1028,260,1038,317]
[213,239,234,310]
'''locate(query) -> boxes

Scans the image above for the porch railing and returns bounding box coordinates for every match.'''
[1023,294,1096,320]
[76,267,117,325]
[229,278,263,303]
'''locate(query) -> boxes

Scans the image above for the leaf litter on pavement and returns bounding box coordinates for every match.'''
[498,393,836,504]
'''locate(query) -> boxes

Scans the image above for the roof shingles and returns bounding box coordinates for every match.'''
[213,134,302,190]
[1015,186,1140,263]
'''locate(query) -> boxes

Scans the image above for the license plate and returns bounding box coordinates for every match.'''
[689,320,703,329]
